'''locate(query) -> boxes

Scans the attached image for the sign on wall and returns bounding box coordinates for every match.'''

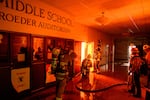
[0,0,73,33]
[11,67,30,93]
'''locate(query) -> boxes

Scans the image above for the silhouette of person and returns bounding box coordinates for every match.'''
[143,44,150,100]
[35,47,43,60]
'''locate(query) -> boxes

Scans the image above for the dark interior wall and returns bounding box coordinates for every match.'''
[114,37,150,63]
[114,39,129,63]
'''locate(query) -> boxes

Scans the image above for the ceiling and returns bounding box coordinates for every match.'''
[42,0,150,37]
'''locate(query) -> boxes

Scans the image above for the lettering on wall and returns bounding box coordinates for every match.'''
[0,0,72,33]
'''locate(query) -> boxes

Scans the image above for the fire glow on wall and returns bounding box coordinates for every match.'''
[81,42,94,64]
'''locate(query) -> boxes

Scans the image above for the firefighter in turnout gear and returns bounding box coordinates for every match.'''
[94,40,102,73]
[128,47,143,98]
[143,44,150,100]
[51,47,73,100]
[81,54,92,78]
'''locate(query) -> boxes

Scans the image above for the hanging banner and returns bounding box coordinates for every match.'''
[11,67,30,93]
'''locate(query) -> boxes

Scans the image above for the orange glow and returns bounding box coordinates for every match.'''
[109,0,150,23]
[81,42,95,86]
[87,42,94,72]
[87,42,94,57]
[81,41,94,72]
[81,42,87,62]
[80,91,85,100]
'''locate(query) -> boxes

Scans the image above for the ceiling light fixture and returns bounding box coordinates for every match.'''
[95,12,109,26]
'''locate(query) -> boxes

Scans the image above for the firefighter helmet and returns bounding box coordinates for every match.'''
[131,48,139,54]
[52,48,60,56]
[143,44,150,50]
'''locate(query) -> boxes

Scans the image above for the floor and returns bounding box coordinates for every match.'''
[22,63,147,100]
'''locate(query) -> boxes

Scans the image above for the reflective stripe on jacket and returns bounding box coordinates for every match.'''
[51,58,58,74]
[55,72,69,80]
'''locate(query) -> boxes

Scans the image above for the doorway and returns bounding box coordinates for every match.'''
[74,41,94,75]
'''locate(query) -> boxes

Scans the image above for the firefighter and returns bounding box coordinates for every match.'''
[143,44,150,100]
[51,47,73,100]
[81,54,92,78]
[129,47,143,98]
[94,50,101,73]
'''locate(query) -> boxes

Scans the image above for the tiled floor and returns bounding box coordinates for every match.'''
[22,64,147,100]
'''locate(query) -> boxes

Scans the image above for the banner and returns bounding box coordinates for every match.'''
[11,67,30,93]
